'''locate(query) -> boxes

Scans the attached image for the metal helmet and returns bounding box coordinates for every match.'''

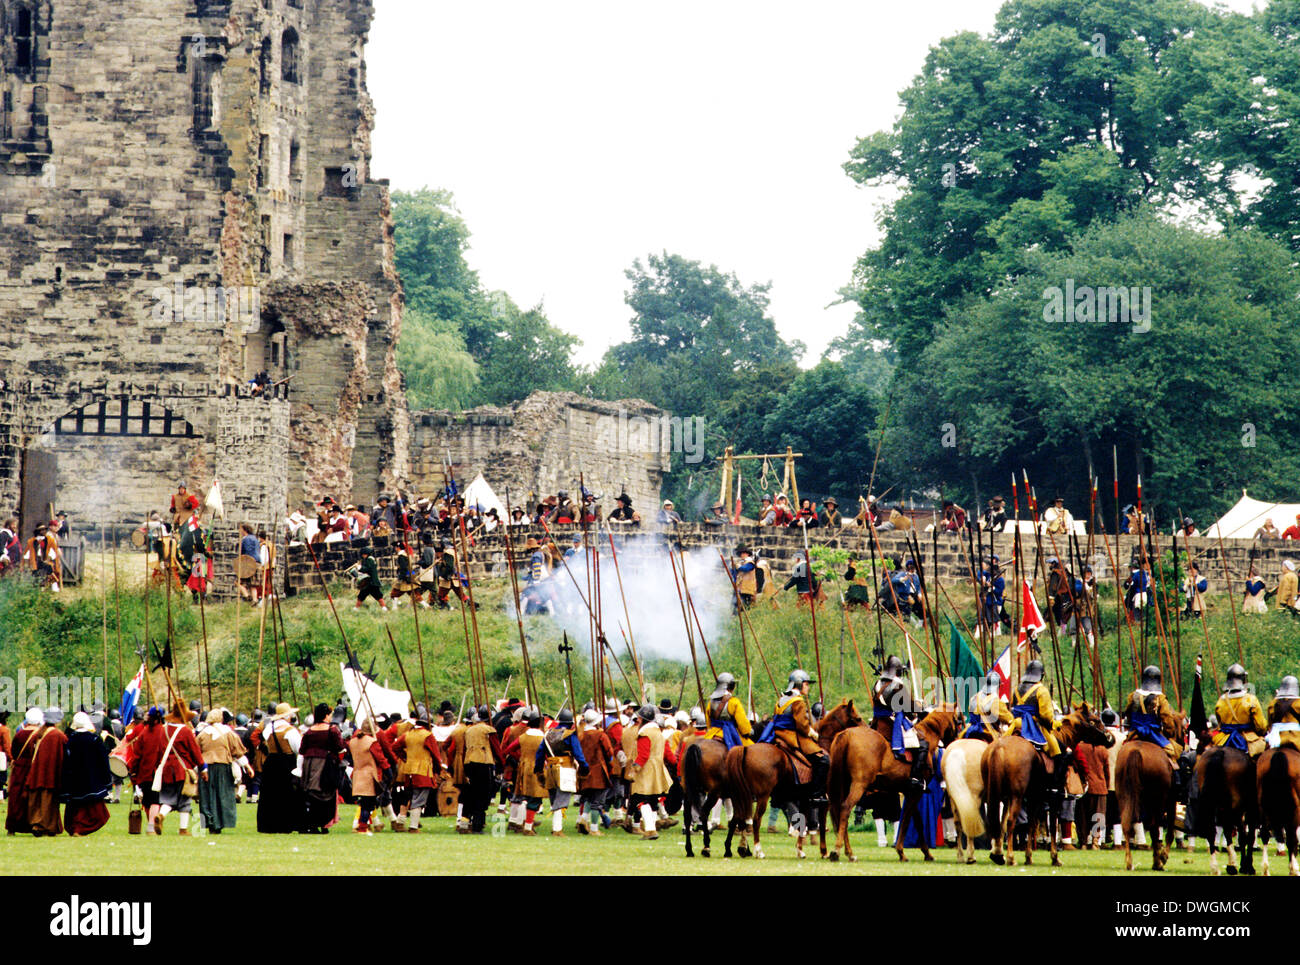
[1140,665,1163,694]
[581,700,595,713]
[881,655,905,681]
[477,705,490,723]
[557,708,574,726]
[715,672,736,691]
[981,671,1000,695]
[810,701,824,721]
[1278,676,1300,699]
[690,707,707,728]
[1101,708,1118,727]
[526,709,543,728]
[787,669,813,691]
[1022,660,1044,684]
[235,713,249,727]
[1226,664,1248,692]
[637,704,657,723]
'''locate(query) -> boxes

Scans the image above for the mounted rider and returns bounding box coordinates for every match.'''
[1267,676,1300,750]
[871,656,928,786]
[1008,660,1061,759]
[1211,664,1267,757]
[765,669,829,803]
[704,673,755,748]
[1121,665,1183,764]
[962,671,1012,742]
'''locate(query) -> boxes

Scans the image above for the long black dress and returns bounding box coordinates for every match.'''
[256,726,302,833]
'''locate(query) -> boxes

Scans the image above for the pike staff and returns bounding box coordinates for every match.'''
[112,524,124,699]
[383,625,416,711]
[100,525,109,691]
[799,517,825,705]
[606,529,645,699]
[502,492,540,704]
[1212,517,1245,666]
[667,544,705,707]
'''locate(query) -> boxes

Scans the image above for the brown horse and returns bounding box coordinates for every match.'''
[722,698,862,860]
[1116,736,1182,872]
[1257,745,1300,876]
[824,707,962,863]
[680,735,732,858]
[1193,745,1257,875]
[982,702,1113,867]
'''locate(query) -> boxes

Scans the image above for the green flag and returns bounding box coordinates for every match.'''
[947,616,983,693]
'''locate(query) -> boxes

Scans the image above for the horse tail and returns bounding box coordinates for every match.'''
[682,741,703,810]
[945,744,984,838]
[1261,749,1297,833]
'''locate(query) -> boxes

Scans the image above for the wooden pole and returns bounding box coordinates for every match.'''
[100,524,109,690]
[112,526,124,700]
[668,546,705,707]
[1212,519,1246,666]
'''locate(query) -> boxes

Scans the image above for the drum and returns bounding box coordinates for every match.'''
[130,528,146,549]
[108,749,130,779]
[235,555,261,580]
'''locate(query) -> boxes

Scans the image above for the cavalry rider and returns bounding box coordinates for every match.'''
[962,671,1012,742]
[704,672,755,748]
[770,669,829,803]
[1121,665,1183,773]
[871,655,928,789]
[1211,664,1268,757]
[1008,660,1062,763]
[1267,676,1300,750]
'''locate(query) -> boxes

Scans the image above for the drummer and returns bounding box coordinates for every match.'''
[237,522,261,604]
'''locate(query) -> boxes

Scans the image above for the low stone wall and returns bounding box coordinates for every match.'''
[283,523,1295,597]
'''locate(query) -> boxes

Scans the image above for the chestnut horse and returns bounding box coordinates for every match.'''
[723,699,862,860]
[1256,745,1300,877]
[1115,725,1184,872]
[824,707,963,863]
[1192,745,1257,875]
[982,702,1113,867]
[680,735,732,858]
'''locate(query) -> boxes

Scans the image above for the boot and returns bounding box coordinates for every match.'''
[640,803,658,840]
[407,807,422,832]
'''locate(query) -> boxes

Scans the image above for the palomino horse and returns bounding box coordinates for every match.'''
[723,699,862,860]
[1115,720,1185,872]
[982,702,1113,867]
[1256,745,1300,877]
[941,737,990,865]
[680,735,733,858]
[1193,745,1258,875]
[824,707,963,863]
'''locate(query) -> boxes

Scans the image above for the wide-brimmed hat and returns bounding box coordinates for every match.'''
[524,537,541,550]
[824,497,838,507]
[273,702,298,718]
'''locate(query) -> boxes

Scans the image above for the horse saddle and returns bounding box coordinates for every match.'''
[774,742,814,785]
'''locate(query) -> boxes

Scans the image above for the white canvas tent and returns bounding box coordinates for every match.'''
[340,664,412,727]
[1205,491,1300,539]
[461,472,506,518]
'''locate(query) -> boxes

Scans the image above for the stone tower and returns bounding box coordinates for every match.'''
[0,0,407,534]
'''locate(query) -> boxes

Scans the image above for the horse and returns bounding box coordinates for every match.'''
[941,737,990,864]
[1256,745,1300,876]
[722,698,862,860]
[982,702,1113,868]
[1192,745,1258,875]
[1115,723,1185,872]
[824,706,962,863]
[680,735,733,858]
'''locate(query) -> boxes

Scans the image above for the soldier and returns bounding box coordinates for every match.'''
[398,713,445,832]
[1182,562,1208,619]
[1242,565,1267,614]
[1266,676,1300,750]
[1210,664,1268,757]
[537,708,588,836]
[1008,660,1062,761]
[575,709,615,835]
[436,540,471,608]
[771,669,830,804]
[169,482,199,530]
[962,671,1012,741]
[870,657,926,789]
[732,547,758,609]
[1121,665,1183,772]
[980,556,1006,634]
[1278,559,1299,613]
[704,672,755,748]
[353,546,386,612]
[503,708,547,835]
[624,704,671,839]
[459,706,502,834]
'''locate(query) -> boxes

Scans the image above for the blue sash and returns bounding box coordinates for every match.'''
[965,718,988,737]
[890,711,914,754]
[1129,712,1170,747]
[1012,702,1047,747]
[1219,723,1251,753]
[872,705,892,720]
[719,719,743,750]
[759,713,796,744]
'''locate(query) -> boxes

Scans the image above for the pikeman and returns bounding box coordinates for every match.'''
[538,708,588,837]
[871,657,926,789]
[1267,676,1300,750]
[732,546,758,609]
[1008,660,1063,763]
[1210,664,1267,757]
[459,706,502,834]
[980,555,1007,634]
[435,540,471,609]
[704,672,755,748]
[575,708,615,835]
[961,671,1012,742]
[770,670,831,808]
[1182,561,1208,619]
[624,704,671,839]
[503,708,547,835]
[416,532,437,609]
[1121,665,1184,774]
[396,712,444,832]
[389,540,421,609]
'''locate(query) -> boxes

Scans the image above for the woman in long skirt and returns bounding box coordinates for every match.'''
[63,711,111,836]
[256,703,302,833]
[299,703,345,833]
[197,709,248,833]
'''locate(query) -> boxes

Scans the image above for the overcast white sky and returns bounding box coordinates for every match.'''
[369,0,1260,367]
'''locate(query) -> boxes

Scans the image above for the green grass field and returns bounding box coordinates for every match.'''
[1,800,1218,876]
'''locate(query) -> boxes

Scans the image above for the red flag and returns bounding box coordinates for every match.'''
[991,645,1013,700]
[1016,577,1045,653]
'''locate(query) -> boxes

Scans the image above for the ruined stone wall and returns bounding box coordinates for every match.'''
[409,392,672,514]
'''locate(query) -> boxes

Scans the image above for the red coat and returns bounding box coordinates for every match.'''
[131,721,203,786]
[11,724,66,789]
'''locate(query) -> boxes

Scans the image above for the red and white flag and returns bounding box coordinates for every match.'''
[990,645,1012,700]
[1016,578,1045,652]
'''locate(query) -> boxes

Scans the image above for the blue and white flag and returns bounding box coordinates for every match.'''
[120,662,145,721]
